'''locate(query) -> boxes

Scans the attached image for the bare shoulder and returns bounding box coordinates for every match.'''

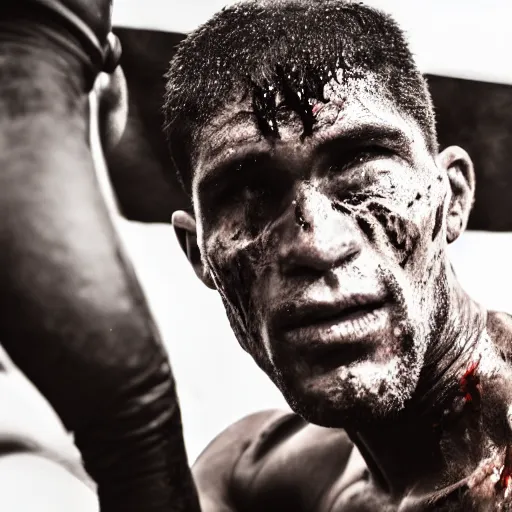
[193,409,356,512]
[192,409,291,511]
[487,310,512,357]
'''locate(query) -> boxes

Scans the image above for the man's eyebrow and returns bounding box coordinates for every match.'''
[203,111,262,161]
[314,124,414,161]
[196,146,271,196]
[209,110,257,132]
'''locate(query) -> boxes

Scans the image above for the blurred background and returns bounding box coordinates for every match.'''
[106,0,512,463]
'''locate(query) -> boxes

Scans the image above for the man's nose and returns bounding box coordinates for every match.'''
[277,185,362,276]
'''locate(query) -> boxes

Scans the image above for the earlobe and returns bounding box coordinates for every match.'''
[437,146,475,244]
[172,211,216,289]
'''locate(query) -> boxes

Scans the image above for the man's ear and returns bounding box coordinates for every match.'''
[172,211,216,289]
[437,146,475,244]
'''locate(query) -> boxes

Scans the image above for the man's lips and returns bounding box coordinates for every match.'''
[270,294,391,367]
[272,293,390,333]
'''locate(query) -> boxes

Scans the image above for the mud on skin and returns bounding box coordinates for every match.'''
[203,185,437,396]
[205,219,277,373]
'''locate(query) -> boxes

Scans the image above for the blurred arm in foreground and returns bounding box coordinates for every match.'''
[0,2,199,511]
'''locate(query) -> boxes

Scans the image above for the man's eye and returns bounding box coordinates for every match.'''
[242,181,268,201]
[241,177,274,218]
[240,171,292,231]
[328,146,392,173]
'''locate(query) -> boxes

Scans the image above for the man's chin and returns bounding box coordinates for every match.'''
[278,356,422,429]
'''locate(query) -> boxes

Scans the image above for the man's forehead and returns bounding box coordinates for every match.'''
[195,76,420,170]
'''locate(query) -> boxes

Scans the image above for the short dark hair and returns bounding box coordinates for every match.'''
[164,0,438,194]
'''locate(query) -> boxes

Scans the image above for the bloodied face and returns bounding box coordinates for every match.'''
[188,74,465,427]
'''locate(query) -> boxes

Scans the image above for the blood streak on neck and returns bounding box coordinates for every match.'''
[460,359,481,404]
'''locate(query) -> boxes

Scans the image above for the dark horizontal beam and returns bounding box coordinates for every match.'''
[426,75,512,231]
[109,28,512,231]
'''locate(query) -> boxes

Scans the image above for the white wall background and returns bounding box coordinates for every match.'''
[109,1,512,462]
[113,0,512,85]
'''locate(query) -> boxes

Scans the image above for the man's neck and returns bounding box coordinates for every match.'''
[350,280,512,503]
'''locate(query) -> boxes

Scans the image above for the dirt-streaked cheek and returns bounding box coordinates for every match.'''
[325,158,443,266]
[203,219,277,368]
[201,168,445,368]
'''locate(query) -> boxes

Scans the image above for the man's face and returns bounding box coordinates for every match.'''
[191,76,455,427]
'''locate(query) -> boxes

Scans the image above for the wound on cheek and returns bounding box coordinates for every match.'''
[330,199,375,242]
[366,202,420,268]
[331,201,352,215]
